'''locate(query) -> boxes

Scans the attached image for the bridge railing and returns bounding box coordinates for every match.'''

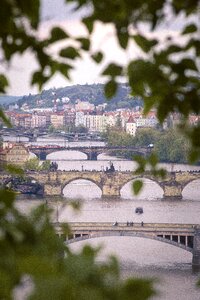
[54,222,197,231]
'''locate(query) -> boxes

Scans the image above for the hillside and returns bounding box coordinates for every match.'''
[7,83,142,111]
[0,95,21,105]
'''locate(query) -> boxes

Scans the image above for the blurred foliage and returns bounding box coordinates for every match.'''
[0,0,199,161]
[0,0,200,297]
[0,188,155,299]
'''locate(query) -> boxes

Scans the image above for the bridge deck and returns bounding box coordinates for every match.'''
[55,222,196,233]
[53,222,197,253]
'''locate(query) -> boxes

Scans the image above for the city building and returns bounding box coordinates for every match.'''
[84,114,108,132]
[50,113,65,128]
[75,112,86,127]
[75,100,95,112]
[0,143,30,166]
[64,110,76,127]
[126,116,137,136]
[31,112,47,128]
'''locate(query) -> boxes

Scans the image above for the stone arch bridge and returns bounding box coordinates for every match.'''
[54,222,200,269]
[28,145,150,160]
[1,170,199,199]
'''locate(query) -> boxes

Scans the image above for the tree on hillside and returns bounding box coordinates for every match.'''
[0,0,200,298]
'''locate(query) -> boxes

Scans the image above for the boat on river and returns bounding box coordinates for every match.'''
[135,207,143,214]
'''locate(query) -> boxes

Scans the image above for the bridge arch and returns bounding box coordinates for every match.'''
[62,178,102,198]
[120,177,164,199]
[47,150,88,160]
[182,179,200,201]
[66,232,192,253]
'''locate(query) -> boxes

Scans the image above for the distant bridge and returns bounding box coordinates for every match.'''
[54,222,200,269]
[28,145,151,160]
[2,128,103,142]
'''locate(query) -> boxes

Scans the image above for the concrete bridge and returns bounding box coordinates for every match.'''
[28,145,150,160]
[2,170,200,199]
[54,222,200,269]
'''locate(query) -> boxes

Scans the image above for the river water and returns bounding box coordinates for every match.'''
[4,136,200,299]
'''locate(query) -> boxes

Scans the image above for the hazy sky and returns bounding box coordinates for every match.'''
[2,0,94,96]
[1,0,190,97]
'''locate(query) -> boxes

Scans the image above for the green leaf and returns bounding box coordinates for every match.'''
[0,74,9,93]
[156,168,167,179]
[77,38,90,51]
[49,27,69,43]
[104,80,118,99]
[122,278,155,299]
[31,71,50,90]
[69,200,81,210]
[91,52,103,63]
[148,153,158,167]
[132,35,158,53]
[0,109,12,127]
[165,45,183,55]
[102,63,122,77]
[56,63,72,80]
[83,17,94,33]
[59,47,80,59]
[0,189,15,207]
[133,155,146,174]
[117,32,129,49]
[132,180,143,195]
[181,58,198,71]
[17,0,40,29]
[182,23,198,34]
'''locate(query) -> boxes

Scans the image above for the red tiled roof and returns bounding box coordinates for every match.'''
[126,116,136,123]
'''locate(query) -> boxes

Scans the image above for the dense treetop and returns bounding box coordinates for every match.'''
[10,83,143,111]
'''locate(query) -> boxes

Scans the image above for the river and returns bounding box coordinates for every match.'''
[4,136,200,299]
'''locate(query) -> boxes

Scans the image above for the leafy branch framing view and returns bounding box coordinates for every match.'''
[0,0,200,299]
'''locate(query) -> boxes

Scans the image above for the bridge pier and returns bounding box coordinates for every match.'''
[29,136,37,142]
[87,151,98,160]
[38,152,47,161]
[101,185,121,199]
[44,183,62,196]
[162,184,182,200]
[192,227,200,271]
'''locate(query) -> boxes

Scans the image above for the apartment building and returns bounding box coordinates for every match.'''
[50,113,65,128]
[75,112,86,127]
[31,112,47,128]
[64,110,76,126]
[85,114,108,132]
[126,116,137,136]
